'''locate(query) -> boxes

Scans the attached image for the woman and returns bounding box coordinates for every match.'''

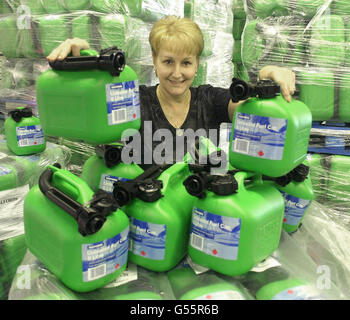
[47,16,296,167]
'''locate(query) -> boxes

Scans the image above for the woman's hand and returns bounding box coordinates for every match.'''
[258,65,296,102]
[46,38,90,62]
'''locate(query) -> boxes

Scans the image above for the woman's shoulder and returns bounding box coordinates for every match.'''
[139,85,159,113]
[139,84,157,96]
[191,84,229,100]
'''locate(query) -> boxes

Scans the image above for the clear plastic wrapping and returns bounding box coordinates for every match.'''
[0,3,182,100]
[229,228,345,300]
[286,201,350,300]
[0,136,70,300]
[1,0,350,302]
[0,136,71,242]
[240,0,350,123]
[0,234,27,300]
[0,0,236,101]
[7,201,348,300]
[8,252,175,300]
[186,0,234,87]
[306,152,350,214]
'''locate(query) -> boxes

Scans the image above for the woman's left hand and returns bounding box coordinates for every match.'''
[258,66,296,103]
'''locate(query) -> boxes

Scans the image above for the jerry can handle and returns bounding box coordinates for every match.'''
[234,171,263,193]
[48,46,126,77]
[38,165,109,236]
[48,166,91,202]
[38,165,87,220]
[80,49,99,56]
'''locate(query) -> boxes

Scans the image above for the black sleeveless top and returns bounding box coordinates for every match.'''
[125,84,232,169]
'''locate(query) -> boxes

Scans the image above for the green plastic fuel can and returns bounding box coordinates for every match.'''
[273,165,314,233]
[5,107,46,156]
[228,79,312,177]
[24,164,130,292]
[256,278,324,300]
[81,143,144,193]
[184,170,285,276]
[168,267,249,300]
[0,156,37,191]
[0,163,17,191]
[113,163,196,272]
[36,48,141,144]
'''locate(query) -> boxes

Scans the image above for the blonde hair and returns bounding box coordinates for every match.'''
[149,16,204,58]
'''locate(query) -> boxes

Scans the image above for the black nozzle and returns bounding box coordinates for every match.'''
[274,164,310,187]
[229,78,254,102]
[229,78,280,102]
[113,182,134,207]
[95,144,122,168]
[274,172,293,187]
[49,46,126,77]
[291,164,310,182]
[210,174,238,196]
[75,207,107,236]
[183,173,208,199]
[138,180,163,203]
[8,107,33,123]
[112,165,170,206]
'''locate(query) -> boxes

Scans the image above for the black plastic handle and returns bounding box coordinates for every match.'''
[38,165,113,236]
[112,164,170,206]
[49,47,126,77]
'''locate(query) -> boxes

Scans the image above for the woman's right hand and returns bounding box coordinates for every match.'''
[46,38,90,62]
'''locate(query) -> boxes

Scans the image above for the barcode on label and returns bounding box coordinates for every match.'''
[234,138,249,154]
[191,233,204,251]
[129,239,133,252]
[18,139,29,147]
[88,264,106,281]
[112,108,126,124]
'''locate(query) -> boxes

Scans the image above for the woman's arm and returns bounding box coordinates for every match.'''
[227,65,296,121]
[46,38,90,62]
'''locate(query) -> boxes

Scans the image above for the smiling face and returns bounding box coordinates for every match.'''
[153,44,198,99]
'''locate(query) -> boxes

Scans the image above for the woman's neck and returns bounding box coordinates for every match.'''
[156,85,191,128]
[156,85,191,108]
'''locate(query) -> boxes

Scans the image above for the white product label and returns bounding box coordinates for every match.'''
[106,80,140,126]
[0,184,29,241]
[99,174,130,194]
[82,226,129,282]
[195,290,245,300]
[272,285,324,300]
[129,217,167,260]
[103,263,138,288]
[16,125,45,147]
[232,112,287,160]
[189,207,241,260]
[280,192,311,226]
